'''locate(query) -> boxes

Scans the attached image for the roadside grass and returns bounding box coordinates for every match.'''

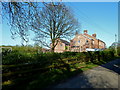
[2,61,107,89]
[25,62,98,89]
[2,47,120,89]
[2,62,98,89]
[2,58,119,90]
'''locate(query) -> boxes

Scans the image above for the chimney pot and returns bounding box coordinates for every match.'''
[92,34,96,37]
[75,31,78,35]
[84,30,88,34]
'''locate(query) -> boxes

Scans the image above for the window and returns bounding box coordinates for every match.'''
[93,40,94,44]
[78,40,80,43]
[72,46,79,48]
[86,40,89,44]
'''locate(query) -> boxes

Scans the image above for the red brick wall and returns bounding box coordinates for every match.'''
[51,30,106,52]
[70,31,106,52]
[54,41,65,53]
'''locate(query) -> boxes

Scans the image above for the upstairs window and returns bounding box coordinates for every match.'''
[86,40,89,44]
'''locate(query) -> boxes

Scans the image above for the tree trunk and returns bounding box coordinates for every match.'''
[51,39,55,52]
[51,47,55,52]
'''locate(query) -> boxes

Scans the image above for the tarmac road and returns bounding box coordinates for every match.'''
[54,59,120,88]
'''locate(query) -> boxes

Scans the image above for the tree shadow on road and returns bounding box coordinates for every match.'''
[46,56,94,89]
[88,51,120,75]
[100,59,120,74]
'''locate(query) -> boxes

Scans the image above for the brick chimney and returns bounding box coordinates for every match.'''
[75,31,78,36]
[92,34,96,37]
[84,30,88,34]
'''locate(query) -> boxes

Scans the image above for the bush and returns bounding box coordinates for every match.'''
[2,48,12,57]
[61,51,77,58]
[2,46,117,65]
[3,46,118,90]
[99,50,115,62]
[117,47,120,56]
[2,50,34,65]
[76,52,90,63]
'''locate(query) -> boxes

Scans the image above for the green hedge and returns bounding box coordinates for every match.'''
[2,48,116,65]
[2,47,117,89]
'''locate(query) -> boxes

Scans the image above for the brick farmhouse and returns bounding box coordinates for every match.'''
[52,30,106,53]
[53,38,70,53]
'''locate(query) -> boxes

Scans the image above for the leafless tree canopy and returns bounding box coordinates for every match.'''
[2,2,79,51]
[2,2,41,45]
[32,2,79,51]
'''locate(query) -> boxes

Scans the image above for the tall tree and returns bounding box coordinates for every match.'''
[2,2,79,51]
[32,2,79,52]
[2,1,41,45]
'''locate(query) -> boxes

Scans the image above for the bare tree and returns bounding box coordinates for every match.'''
[2,1,79,51]
[32,2,79,52]
[2,1,41,45]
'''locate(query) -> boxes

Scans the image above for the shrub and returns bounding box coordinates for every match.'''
[61,51,77,58]
[99,50,115,62]
[2,50,34,65]
[2,48,12,57]
[117,47,120,56]
[76,52,90,63]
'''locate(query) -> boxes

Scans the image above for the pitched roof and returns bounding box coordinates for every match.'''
[83,33,96,39]
[82,34,93,40]
[71,32,105,44]
[60,39,70,45]
[98,39,106,44]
